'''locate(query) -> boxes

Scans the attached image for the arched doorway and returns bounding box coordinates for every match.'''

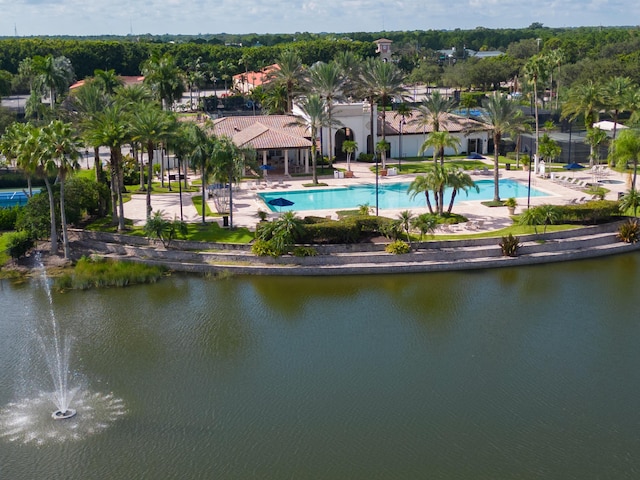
[334,128,355,161]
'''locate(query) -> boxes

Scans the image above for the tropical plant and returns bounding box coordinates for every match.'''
[585,127,608,167]
[144,210,187,248]
[288,94,336,185]
[523,54,549,157]
[412,213,438,241]
[342,140,358,172]
[268,50,304,113]
[603,76,635,140]
[538,133,562,168]
[418,131,461,165]
[619,188,640,217]
[84,104,130,231]
[617,218,640,244]
[306,61,345,161]
[445,168,478,214]
[93,69,123,96]
[561,81,605,166]
[518,206,543,234]
[142,53,186,111]
[358,58,406,154]
[397,210,414,248]
[185,123,215,224]
[31,54,74,111]
[610,128,640,191]
[410,90,456,134]
[537,204,561,233]
[39,120,81,259]
[476,93,529,202]
[499,233,520,257]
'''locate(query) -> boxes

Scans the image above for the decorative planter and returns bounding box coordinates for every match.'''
[380,169,388,176]
[345,171,354,178]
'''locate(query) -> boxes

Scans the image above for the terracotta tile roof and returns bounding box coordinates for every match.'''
[212,115,312,150]
[380,111,490,135]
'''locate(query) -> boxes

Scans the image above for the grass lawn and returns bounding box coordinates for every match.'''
[192,195,218,217]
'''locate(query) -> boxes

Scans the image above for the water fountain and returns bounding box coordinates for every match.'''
[0,252,126,444]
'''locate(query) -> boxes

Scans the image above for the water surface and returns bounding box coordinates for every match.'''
[1,254,640,479]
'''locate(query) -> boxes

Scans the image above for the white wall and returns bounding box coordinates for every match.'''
[322,103,376,158]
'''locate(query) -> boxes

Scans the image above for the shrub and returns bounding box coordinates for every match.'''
[144,210,188,248]
[251,239,281,257]
[292,246,317,257]
[385,240,410,254]
[0,206,21,231]
[617,219,640,244]
[499,234,520,257]
[4,230,35,259]
[357,152,375,162]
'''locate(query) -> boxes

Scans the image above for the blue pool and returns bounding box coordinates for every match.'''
[259,179,548,212]
[0,191,31,208]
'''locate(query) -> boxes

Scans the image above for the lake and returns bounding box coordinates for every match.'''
[1,253,640,479]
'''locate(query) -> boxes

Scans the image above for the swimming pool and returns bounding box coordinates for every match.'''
[259,179,549,212]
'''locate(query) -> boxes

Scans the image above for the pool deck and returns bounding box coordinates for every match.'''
[122,159,632,234]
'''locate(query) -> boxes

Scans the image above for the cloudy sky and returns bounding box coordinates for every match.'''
[0,0,637,37]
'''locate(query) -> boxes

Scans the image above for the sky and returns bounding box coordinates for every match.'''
[0,0,638,37]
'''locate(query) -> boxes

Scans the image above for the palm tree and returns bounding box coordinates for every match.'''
[523,54,549,161]
[342,140,358,173]
[418,131,461,165]
[611,128,640,191]
[538,133,562,170]
[142,53,185,111]
[268,50,304,113]
[84,104,130,231]
[130,103,177,217]
[306,61,345,163]
[411,90,456,133]
[412,213,438,241]
[0,122,37,196]
[288,94,337,185]
[585,127,608,167]
[66,81,109,182]
[185,122,215,224]
[619,188,640,217]
[562,80,605,166]
[210,136,256,229]
[445,168,479,214]
[604,76,635,141]
[40,120,81,259]
[476,92,529,203]
[93,69,123,96]
[408,165,448,214]
[397,210,414,248]
[358,58,406,154]
[31,54,74,111]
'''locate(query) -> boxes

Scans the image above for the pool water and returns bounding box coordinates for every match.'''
[260,179,548,212]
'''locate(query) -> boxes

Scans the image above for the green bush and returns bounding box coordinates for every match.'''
[4,230,35,259]
[292,246,317,257]
[251,239,281,257]
[357,152,375,162]
[385,240,410,254]
[0,206,21,231]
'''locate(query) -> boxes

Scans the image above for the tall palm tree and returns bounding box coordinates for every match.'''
[604,76,635,140]
[268,50,304,113]
[288,94,337,185]
[418,131,461,165]
[342,140,358,173]
[210,136,256,229]
[130,103,177,217]
[66,81,110,182]
[0,122,37,196]
[562,80,605,166]
[306,61,345,163]
[476,93,529,203]
[185,122,215,224]
[142,53,185,111]
[523,54,549,161]
[40,120,81,259]
[545,48,565,111]
[358,58,406,154]
[84,104,130,231]
[411,90,456,133]
[408,165,448,214]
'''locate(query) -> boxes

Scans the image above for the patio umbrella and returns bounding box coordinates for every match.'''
[563,162,586,171]
[564,162,586,177]
[267,197,294,212]
[259,164,274,176]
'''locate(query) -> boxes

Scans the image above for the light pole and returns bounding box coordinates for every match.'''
[399,118,406,173]
[375,148,380,216]
[85,148,89,169]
